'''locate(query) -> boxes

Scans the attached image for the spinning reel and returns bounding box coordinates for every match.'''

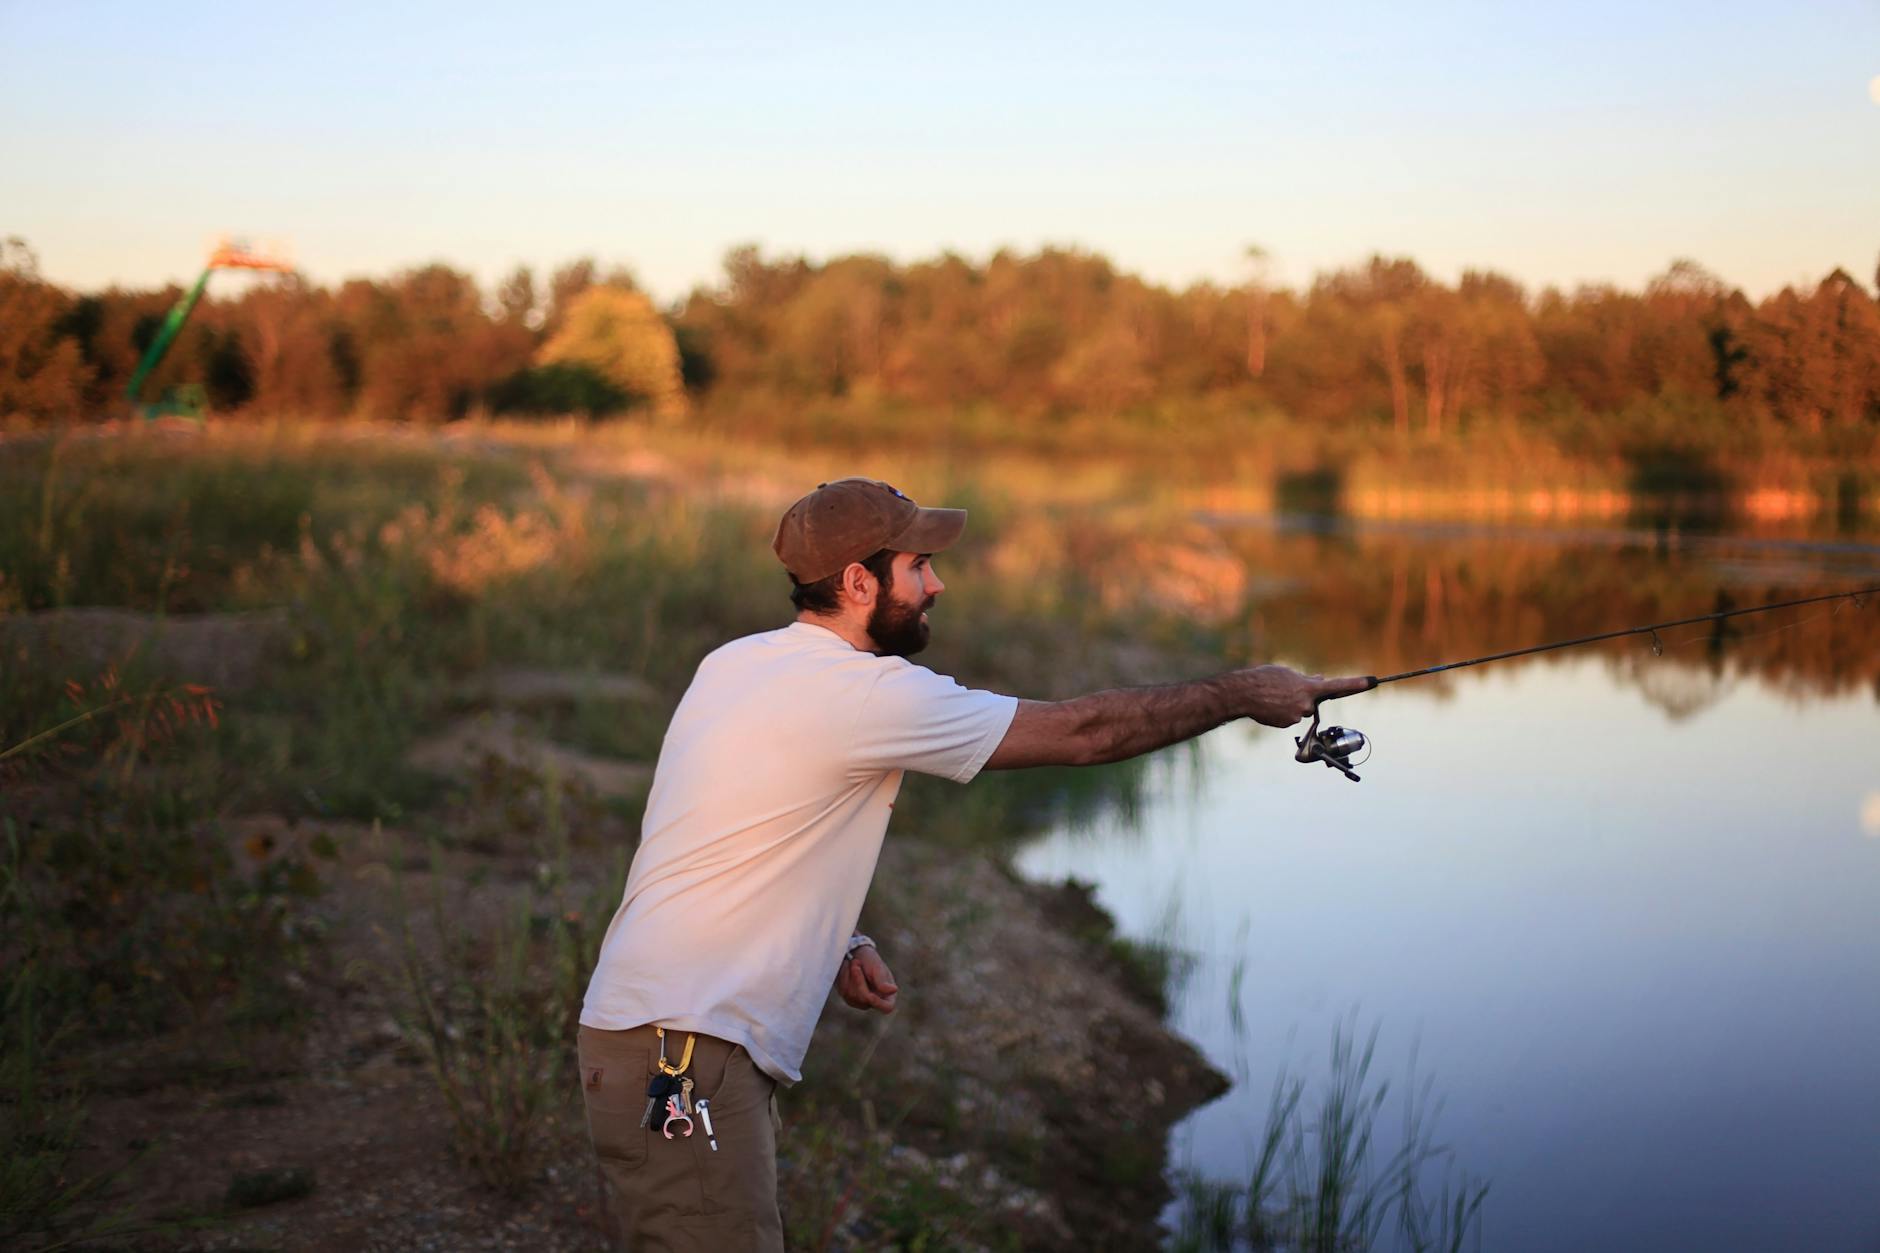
[1294,706,1369,782]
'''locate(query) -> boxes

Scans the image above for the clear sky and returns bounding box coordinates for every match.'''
[3,1,1876,303]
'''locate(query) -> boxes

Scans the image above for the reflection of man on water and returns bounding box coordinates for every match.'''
[577,477,1371,1249]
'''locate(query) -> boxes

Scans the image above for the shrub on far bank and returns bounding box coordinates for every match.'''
[485,362,639,420]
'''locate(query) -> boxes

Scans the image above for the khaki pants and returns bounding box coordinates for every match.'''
[578,1024,785,1252]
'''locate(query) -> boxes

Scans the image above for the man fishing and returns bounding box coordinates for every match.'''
[576,477,1372,1250]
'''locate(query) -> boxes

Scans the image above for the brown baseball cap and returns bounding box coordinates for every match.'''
[773,478,968,583]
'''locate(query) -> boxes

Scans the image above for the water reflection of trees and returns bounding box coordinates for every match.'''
[1618,656,1737,720]
[1208,528,1880,700]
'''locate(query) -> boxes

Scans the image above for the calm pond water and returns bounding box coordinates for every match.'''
[1014,520,1880,1252]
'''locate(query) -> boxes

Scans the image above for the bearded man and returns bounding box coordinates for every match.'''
[577,478,1370,1250]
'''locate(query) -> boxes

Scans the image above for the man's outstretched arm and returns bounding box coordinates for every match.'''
[984,666,1374,770]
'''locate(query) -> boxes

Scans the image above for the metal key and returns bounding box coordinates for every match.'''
[639,1072,674,1130]
[679,1076,695,1116]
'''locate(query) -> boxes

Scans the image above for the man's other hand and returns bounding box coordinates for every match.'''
[836,945,899,1014]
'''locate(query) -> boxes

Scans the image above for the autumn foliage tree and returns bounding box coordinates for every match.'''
[0,239,92,419]
[536,286,685,419]
[2,237,1876,445]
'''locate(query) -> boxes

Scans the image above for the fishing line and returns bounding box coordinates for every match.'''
[1371,585,1880,686]
[1664,604,1836,650]
[1608,603,1844,660]
[1292,583,1880,783]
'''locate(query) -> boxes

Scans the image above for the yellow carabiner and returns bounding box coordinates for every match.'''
[655,1026,696,1076]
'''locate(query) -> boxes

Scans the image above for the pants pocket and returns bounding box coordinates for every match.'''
[697,1045,770,1120]
[691,1048,781,1229]
[578,1027,648,1167]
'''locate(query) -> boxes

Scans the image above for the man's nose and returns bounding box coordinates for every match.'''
[925,569,945,597]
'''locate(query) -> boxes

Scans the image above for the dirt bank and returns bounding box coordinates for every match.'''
[67,819,1223,1251]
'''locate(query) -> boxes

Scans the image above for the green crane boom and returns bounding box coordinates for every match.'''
[125,240,292,419]
[124,267,214,414]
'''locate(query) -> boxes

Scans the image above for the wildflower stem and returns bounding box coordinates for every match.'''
[0,696,138,764]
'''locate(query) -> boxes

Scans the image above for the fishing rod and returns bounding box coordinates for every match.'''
[1294,583,1880,782]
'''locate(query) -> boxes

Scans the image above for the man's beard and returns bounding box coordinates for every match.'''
[868,588,932,658]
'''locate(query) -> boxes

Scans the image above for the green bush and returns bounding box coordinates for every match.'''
[3,782,327,1043]
[486,362,639,419]
[0,831,206,1250]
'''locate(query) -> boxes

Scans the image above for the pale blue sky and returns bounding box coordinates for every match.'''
[3,1,1876,302]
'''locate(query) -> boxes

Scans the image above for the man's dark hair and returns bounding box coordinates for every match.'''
[789,548,895,614]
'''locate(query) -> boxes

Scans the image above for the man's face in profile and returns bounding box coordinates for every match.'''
[868,552,941,658]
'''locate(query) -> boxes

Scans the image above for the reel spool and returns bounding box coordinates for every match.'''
[1294,707,1368,782]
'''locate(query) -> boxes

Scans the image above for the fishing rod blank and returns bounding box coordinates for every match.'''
[1295,583,1880,783]
[1374,584,1880,686]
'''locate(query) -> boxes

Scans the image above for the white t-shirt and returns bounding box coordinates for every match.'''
[580,620,1018,1082]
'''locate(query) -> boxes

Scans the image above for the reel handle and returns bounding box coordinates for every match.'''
[1294,706,1326,763]
[1294,704,1368,783]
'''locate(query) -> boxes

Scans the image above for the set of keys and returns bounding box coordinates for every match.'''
[639,1027,695,1139]
[641,1070,694,1139]
[636,1027,719,1150]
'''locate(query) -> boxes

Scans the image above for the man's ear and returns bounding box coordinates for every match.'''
[838,560,877,608]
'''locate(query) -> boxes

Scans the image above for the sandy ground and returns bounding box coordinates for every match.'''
[65,820,1223,1252]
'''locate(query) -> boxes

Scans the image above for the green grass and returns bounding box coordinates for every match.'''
[385,832,620,1196]
[0,428,531,614]
[0,815,237,1249]
[1168,1015,1490,1253]
[4,422,1201,835]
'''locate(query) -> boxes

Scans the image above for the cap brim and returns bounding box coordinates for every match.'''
[886,507,967,556]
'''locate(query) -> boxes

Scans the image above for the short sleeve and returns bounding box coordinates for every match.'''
[849,662,1019,783]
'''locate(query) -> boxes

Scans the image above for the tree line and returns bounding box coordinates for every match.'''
[4,235,1878,436]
